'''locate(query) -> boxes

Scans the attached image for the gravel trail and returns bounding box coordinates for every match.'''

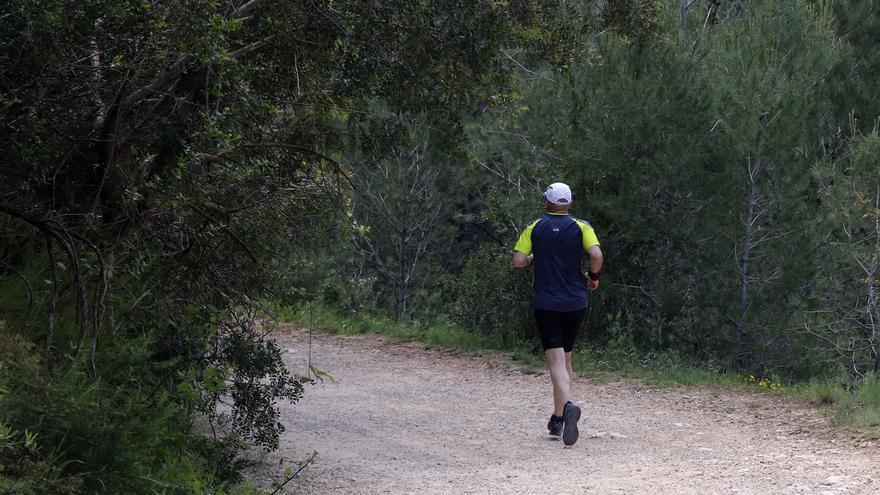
[257,327,879,494]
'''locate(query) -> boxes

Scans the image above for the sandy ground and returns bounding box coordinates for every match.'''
[253,327,880,494]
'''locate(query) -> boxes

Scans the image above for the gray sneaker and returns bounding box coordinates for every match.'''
[562,401,581,446]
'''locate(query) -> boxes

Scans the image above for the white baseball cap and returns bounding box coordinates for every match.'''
[544,182,572,205]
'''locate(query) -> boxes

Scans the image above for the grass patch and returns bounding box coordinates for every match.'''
[798,373,880,437]
[277,303,533,354]
[803,379,843,405]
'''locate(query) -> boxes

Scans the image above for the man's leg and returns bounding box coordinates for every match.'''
[558,310,585,446]
[561,308,585,400]
[565,351,574,400]
[545,347,571,416]
[550,348,581,446]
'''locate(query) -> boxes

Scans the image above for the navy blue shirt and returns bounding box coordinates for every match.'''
[514,213,600,312]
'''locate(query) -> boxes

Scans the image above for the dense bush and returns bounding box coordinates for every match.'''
[450,244,534,342]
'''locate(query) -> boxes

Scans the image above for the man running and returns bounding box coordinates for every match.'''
[512,182,603,446]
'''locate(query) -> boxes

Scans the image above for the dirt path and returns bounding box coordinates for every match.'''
[256,328,880,494]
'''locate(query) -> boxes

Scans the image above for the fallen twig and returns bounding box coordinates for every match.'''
[270,451,318,495]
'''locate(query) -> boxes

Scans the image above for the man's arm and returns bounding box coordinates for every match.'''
[512,251,533,268]
[512,220,538,268]
[586,245,603,290]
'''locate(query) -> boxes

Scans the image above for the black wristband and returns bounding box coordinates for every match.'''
[587,270,600,281]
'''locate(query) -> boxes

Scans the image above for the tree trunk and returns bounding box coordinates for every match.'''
[868,185,880,372]
[737,158,762,346]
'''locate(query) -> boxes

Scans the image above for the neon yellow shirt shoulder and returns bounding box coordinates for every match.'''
[513,217,600,255]
[576,219,600,250]
[513,219,541,255]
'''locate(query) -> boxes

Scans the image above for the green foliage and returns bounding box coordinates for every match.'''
[450,244,534,343]
[0,331,245,494]
[809,126,880,374]
[848,373,880,430]
[600,0,664,44]
[2,0,613,491]
[821,0,880,130]
[342,111,449,320]
[302,0,880,387]
[280,302,529,353]
[460,0,846,373]
[805,378,843,406]
[803,373,880,435]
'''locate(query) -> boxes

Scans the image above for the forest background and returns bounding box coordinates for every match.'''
[1,0,880,493]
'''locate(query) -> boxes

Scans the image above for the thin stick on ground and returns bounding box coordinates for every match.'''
[270,451,317,495]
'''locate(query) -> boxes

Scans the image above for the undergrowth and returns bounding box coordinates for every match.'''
[799,374,880,438]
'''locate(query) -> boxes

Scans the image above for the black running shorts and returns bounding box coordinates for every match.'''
[534,308,586,352]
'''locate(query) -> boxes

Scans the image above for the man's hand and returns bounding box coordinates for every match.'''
[512,252,533,268]
[588,278,599,291]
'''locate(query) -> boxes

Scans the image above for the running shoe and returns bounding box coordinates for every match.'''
[547,415,563,438]
[562,401,581,446]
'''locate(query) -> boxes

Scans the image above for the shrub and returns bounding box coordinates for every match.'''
[450,244,534,344]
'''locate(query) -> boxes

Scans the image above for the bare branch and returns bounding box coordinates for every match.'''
[233,0,270,19]
[123,54,196,108]
[269,451,318,495]
[189,204,263,267]
[231,37,274,58]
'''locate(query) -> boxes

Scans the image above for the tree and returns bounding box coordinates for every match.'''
[1,0,597,490]
[350,118,443,320]
[810,127,880,376]
[695,0,839,365]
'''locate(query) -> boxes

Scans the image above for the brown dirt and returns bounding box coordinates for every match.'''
[253,327,880,494]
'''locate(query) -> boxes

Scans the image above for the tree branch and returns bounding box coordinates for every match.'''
[233,0,271,19]
[122,54,196,108]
